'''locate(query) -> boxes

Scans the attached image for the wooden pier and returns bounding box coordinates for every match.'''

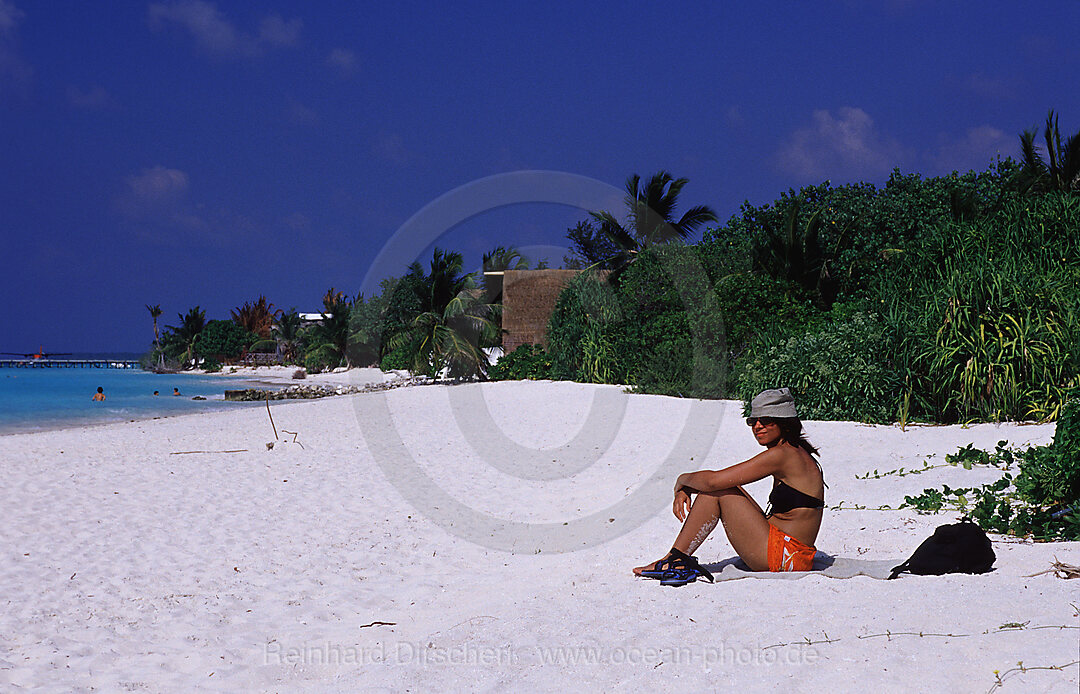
[0,359,141,369]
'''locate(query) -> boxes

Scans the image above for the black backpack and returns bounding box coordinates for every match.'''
[888,518,996,579]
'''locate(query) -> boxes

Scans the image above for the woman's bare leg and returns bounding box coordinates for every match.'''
[708,487,771,571]
[633,486,772,574]
[633,492,721,574]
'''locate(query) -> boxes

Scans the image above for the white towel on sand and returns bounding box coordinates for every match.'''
[702,553,901,580]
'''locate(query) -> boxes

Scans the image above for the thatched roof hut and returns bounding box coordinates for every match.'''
[488,269,583,352]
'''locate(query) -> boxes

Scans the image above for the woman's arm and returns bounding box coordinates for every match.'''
[675,448,784,494]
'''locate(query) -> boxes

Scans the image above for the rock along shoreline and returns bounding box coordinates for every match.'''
[223,375,433,401]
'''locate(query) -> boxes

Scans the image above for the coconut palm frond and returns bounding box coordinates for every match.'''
[1064,132,1080,188]
[1020,128,1045,173]
[674,204,719,238]
[579,171,716,283]
[164,306,207,367]
[385,248,503,380]
[1017,110,1080,194]
[434,324,489,378]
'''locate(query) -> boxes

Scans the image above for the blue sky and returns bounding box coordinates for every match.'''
[1,1,1077,352]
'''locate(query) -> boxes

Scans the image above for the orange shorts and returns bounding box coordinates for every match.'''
[767,523,817,572]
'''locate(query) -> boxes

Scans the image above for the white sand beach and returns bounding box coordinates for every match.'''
[1,380,1077,692]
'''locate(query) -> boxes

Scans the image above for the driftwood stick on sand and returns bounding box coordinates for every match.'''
[279,429,304,449]
[265,398,278,441]
[1023,558,1080,579]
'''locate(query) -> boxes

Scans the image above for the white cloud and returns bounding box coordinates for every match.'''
[116,166,196,230]
[0,0,31,87]
[148,1,236,53]
[326,48,357,76]
[148,1,301,57]
[779,108,1016,182]
[116,166,268,245]
[126,166,189,204]
[776,107,907,182]
[67,84,112,109]
[926,125,1013,174]
[258,14,301,47]
[0,0,24,34]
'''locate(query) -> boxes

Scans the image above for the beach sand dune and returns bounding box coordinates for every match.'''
[1,381,1076,692]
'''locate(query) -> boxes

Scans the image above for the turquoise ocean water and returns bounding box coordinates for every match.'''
[0,355,267,435]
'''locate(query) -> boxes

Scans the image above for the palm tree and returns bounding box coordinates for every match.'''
[145,304,162,350]
[481,245,530,302]
[165,306,207,368]
[480,246,530,347]
[231,296,282,339]
[750,198,838,307]
[389,248,500,379]
[307,289,353,368]
[273,310,303,363]
[575,171,718,281]
[1018,110,1080,194]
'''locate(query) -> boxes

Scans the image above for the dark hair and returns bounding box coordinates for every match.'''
[97,386,103,393]
[775,417,819,457]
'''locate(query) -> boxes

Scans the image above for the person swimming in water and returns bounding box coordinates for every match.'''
[172,387,181,396]
[633,388,824,583]
[91,386,106,402]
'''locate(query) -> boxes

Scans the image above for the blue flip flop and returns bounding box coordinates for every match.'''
[639,548,714,586]
[659,568,702,587]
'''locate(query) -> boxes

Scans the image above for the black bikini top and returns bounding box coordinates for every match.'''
[766,481,824,516]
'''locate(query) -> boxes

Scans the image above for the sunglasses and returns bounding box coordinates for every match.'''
[745,417,777,427]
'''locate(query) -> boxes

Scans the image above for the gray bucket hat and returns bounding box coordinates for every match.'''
[749,388,798,418]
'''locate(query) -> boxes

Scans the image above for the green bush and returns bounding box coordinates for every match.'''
[201,359,222,373]
[540,161,1076,425]
[882,194,1080,422]
[378,269,427,359]
[303,336,343,374]
[304,351,326,374]
[902,395,1080,540]
[198,320,256,361]
[1016,395,1080,507]
[488,344,554,381]
[733,311,904,423]
[616,246,728,397]
[703,162,1019,309]
[379,340,425,373]
[247,339,278,354]
[349,294,387,366]
[711,272,818,356]
[544,246,804,398]
[546,270,626,382]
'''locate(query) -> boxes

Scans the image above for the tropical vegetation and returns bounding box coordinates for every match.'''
[901,393,1080,540]
[529,122,1080,426]
[385,249,501,379]
[567,171,718,282]
[144,113,1079,542]
[146,113,1080,426]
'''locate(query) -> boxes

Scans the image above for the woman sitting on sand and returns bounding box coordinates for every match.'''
[634,388,824,585]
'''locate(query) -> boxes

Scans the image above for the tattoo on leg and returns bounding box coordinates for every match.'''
[688,516,718,554]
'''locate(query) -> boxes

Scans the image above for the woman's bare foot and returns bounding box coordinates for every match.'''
[632,553,672,576]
